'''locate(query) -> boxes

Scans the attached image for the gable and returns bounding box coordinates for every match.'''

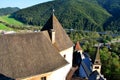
[41,14,73,51]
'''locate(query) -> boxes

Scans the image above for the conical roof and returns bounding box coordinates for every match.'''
[75,41,82,51]
[41,13,73,51]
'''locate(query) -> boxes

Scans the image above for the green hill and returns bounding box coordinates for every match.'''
[0,15,24,30]
[0,15,23,26]
[97,0,120,31]
[0,7,20,16]
[0,15,41,30]
[12,0,111,31]
[0,23,13,30]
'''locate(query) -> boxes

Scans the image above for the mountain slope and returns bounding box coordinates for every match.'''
[0,15,23,26]
[97,0,120,31]
[12,0,111,31]
[97,0,120,16]
[0,7,20,16]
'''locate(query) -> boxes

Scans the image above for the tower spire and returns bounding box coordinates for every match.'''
[92,45,101,73]
[94,45,101,65]
[52,9,55,15]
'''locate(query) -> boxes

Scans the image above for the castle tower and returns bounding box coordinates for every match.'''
[74,41,85,59]
[75,41,83,54]
[92,46,101,74]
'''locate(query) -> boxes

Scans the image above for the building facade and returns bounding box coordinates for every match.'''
[0,13,73,80]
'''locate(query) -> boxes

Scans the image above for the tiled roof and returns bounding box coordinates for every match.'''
[89,71,105,80]
[0,32,68,79]
[75,41,82,51]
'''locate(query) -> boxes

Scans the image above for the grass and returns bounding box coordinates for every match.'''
[0,23,13,30]
[0,15,40,31]
[0,15,23,26]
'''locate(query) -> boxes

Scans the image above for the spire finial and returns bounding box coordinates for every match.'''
[52,9,55,15]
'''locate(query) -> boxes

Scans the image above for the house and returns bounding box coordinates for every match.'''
[72,42,106,80]
[0,13,73,80]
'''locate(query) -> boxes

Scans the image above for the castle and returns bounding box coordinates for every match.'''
[0,13,105,80]
[72,42,106,80]
[0,13,73,80]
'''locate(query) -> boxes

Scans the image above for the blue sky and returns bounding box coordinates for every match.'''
[0,0,52,9]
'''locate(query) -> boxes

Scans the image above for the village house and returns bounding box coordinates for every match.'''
[0,13,73,80]
[72,42,106,80]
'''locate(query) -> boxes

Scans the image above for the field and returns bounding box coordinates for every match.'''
[0,15,41,31]
[0,15,24,30]
[0,15,23,26]
[0,23,12,30]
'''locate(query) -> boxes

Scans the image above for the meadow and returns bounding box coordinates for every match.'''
[0,15,23,26]
[0,23,12,30]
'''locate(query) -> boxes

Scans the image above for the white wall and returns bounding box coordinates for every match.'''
[60,47,73,66]
[20,47,73,80]
[49,47,73,80]
[92,64,101,74]
[48,64,70,80]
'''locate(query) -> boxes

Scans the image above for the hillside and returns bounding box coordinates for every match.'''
[0,15,41,31]
[0,23,13,31]
[0,15,23,26]
[0,15,23,30]
[97,0,120,31]
[0,7,20,16]
[12,0,111,31]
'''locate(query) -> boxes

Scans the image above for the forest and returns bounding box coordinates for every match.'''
[0,7,19,16]
[68,30,120,80]
[0,0,120,79]
[11,0,120,31]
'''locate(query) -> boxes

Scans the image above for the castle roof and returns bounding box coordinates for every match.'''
[75,41,82,51]
[41,13,73,51]
[0,32,68,79]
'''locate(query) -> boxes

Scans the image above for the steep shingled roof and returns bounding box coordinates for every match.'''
[75,41,82,51]
[0,32,68,79]
[94,47,101,65]
[41,13,73,51]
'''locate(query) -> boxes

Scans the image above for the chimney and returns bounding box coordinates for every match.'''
[50,29,55,44]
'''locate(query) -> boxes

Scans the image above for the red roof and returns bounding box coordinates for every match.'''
[75,41,82,51]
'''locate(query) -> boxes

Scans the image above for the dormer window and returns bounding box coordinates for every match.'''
[41,76,46,80]
[95,66,99,69]
[95,61,99,64]
[64,54,66,58]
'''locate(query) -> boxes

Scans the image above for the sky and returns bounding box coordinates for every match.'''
[0,0,53,9]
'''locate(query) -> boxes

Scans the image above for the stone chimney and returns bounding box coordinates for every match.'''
[50,29,55,44]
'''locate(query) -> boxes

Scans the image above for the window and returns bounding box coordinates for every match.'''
[64,54,66,58]
[95,61,99,64]
[41,77,46,80]
[95,66,99,69]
